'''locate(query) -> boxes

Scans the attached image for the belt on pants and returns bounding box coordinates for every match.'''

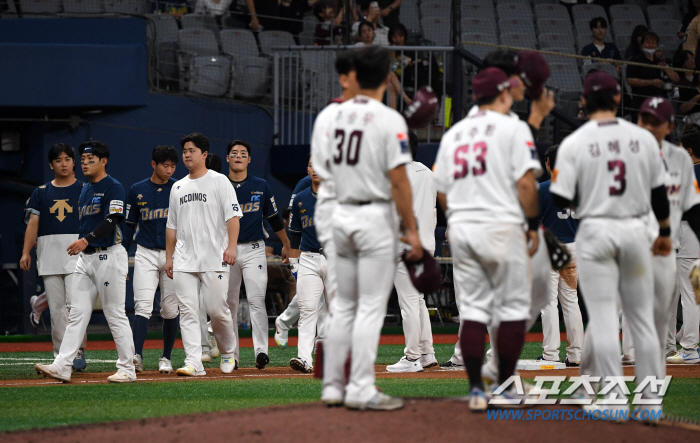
[302,248,323,255]
[343,200,390,205]
[139,245,164,251]
[84,246,109,255]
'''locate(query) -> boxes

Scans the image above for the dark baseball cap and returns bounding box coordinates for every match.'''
[402,248,442,294]
[514,51,550,100]
[640,96,674,123]
[583,71,621,95]
[473,67,521,100]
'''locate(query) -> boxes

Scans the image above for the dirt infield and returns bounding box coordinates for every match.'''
[4,363,699,387]
[2,398,699,443]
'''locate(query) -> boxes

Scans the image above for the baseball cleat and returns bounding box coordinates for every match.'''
[420,353,438,369]
[536,355,558,362]
[72,348,87,372]
[440,360,465,371]
[35,363,70,383]
[133,354,143,373]
[345,392,404,411]
[176,364,206,377]
[208,334,220,359]
[220,356,237,374]
[201,350,213,363]
[255,352,269,370]
[107,371,136,383]
[562,357,580,367]
[469,387,490,412]
[274,317,289,348]
[386,356,423,373]
[666,349,700,364]
[158,357,173,374]
[290,357,313,374]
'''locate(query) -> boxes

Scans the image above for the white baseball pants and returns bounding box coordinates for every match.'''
[199,292,210,350]
[296,251,328,364]
[394,260,434,360]
[313,190,337,306]
[133,245,178,320]
[577,218,662,405]
[322,202,398,406]
[673,256,700,353]
[174,270,236,371]
[540,242,583,363]
[53,245,134,379]
[276,293,329,339]
[43,273,87,357]
[227,241,269,360]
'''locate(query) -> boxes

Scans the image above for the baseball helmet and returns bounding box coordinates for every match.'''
[402,248,442,294]
[403,86,440,128]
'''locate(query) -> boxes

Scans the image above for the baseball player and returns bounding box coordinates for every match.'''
[123,145,179,374]
[667,131,700,364]
[21,143,88,371]
[35,141,136,383]
[318,45,422,411]
[225,139,291,370]
[433,67,542,411]
[287,155,329,373]
[537,144,583,367]
[550,73,671,418]
[621,98,700,368]
[165,132,242,376]
[387,131,438,373]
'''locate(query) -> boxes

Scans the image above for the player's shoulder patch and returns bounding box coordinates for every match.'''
[398,132,410,154]
[109,200,124,214]
[39,185,46,189]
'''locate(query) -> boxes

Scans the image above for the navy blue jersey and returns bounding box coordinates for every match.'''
[27,180,84,237]
[230,175,279,242]
[78,175,127,247]
[288,175,313,207]
[123,177,175,251]
[289,187,321,251]
[694,163,700,181]
[539,180,579,243]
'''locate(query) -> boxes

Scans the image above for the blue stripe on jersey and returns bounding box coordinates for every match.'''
[124,177,175,250]
[289,187,321,251]
[78,175,127,247]
[539,180,579,243]
[230,175,279,242]
[28,180,84,237]
[288,175,313,208]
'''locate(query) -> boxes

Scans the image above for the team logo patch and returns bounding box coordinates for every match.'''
[109,200,124,214]
[271,196,277,212]
[137,194,143,200]
[398,133,409,154]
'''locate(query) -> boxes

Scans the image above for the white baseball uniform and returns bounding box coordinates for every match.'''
[320,95,412,406]
[675,221,700,353]
[622,140,700,365]
[167,170,242,372]
[551,117,666,407]
[394,161,437,360]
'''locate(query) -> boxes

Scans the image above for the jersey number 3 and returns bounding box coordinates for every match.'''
[454,142,488,179]
[608,160,626,196]
[333,129,363,166]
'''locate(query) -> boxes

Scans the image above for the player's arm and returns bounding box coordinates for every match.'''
[527,88,555,132]
[390,164,423,262]
[651,184,672,256]
[20,214,39,271]
[517,170,540,256]
[121,186,138,253]
[224,216,240,266]
[264,185,291,263]
[165,227,176,279]
[287,200,302,278]
[67,214,123,256]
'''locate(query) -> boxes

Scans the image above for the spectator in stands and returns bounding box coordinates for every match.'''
[246,0,280,31]
[355,20,375,46]
[625,25,648,60]
[195,0,233,18]
[679,0,700,41]
[674,48,700,125]
[376,0,403,29]
[581,17,622,71]
[683,2,700,67]
[279,0,313,36]
[626,31,680,116]
[352,1,389,46]
[313,0,346,45]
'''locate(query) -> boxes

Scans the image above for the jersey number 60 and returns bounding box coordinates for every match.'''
[333,129,363,166]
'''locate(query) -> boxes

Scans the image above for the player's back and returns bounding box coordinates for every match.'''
[434,110,540,224]
[328,95,411,204]
[553,118,664,219]
[406,161,436,253]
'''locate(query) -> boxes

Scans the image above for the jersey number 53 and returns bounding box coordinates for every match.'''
[454,142,488,179]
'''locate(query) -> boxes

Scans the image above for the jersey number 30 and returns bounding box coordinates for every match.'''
[454,142,488,179]
[333,129,363,165]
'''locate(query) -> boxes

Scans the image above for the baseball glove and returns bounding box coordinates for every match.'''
[690,261,700,304]
[543,228,572,271]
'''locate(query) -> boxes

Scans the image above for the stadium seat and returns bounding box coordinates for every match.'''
[548,62,583,94]
[461,17,498,35]
[537,19,572,36]
[148,14,180,86]
[421,0,450,18]
[178,28,231,97]
[461,1,496,21]
[301,51,338,110]
[460,32,498,62]
[400,1,422,37]
[103,0,148,14]
[650,19,681,36]
[62,0,104,13]
[539,33,576,51]
[501,32,537,50]
[258,30,297,54]
[422,16,452,45]
[19,0,62,13]
[609,4,647,26]
[496,2,533,20]
[303,14,317,33]
[571,4,608,25]
[221,29,270,98]
[612,19,642,41]
[181,14,221,45]
[534,3,570,22]
[497,18,536,37]
[647,4,681,21]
